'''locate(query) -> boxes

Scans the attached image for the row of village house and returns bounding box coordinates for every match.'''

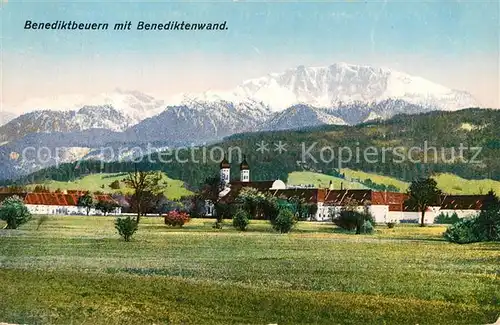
[0,191,122,216]
[209,180,486,224]
[0,157,490,223]
[0,187,486,224]
[205,157,489,224]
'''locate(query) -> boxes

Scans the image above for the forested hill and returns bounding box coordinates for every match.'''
[14,108,500,189]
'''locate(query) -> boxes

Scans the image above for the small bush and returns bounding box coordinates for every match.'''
[164,211,191,227]
[109,180,121,189]
[435,212,460,224]
[444,218,483,244]
[115,216,138,242]
[444,191,500,244]
[36,215,49,230]
[476,207,500,241]
[333,210,374,235]
[386,222,396,229]
[232,209,250,231]
[272,208,296,233]
[0,196,32,229]
[359,220,374,234]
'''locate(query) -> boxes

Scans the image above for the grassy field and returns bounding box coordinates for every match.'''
[0,216,498,325]
[432,173,500,195]
[340,168,410,192]
[288,170,500,195]
[28,172,193,199]
[26,170,500,199]
[287,171,368,189]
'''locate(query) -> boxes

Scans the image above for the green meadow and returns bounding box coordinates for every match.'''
[288,170,500,195]
[25,170,500,199]
[28,172,193,199]
[287,171,368,189]
[0,216,498,324]
[432,173,500,195]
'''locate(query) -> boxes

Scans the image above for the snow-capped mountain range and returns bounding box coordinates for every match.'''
[0,111,17,127]
[173,62,480,111]
[0,62,484,180]
[3,89,166,125]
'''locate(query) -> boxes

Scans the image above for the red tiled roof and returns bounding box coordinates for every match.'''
[439,195,488,210]
[0,193,28,204]
[217,183,490,213]
[323,190,373,205]
[267,188,324,204]
[23,193,116,206]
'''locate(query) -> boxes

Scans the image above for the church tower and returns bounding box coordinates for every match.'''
[240,155,250,182]
[220,156,230,185]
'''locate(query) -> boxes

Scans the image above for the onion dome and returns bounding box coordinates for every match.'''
[240,155,249,170]
[220,157,230,169]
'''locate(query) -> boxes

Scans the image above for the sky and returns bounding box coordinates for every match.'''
[1,0,499,112]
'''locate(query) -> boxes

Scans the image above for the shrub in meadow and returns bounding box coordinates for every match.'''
[272,208,296,233]
[359,220,375,234]
[0,196,32,229]
[164,211,191,227]
[443,218,483,244]
[109,180,121,189]
[232,209,250,231]
[386,222,396,229]
[333,210,375,234]
[435,212,460,224]
[444,190,500,244]
[36,215,49,230]
[115,216,138,242]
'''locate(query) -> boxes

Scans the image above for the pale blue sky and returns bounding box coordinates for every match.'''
[2,0,499,109]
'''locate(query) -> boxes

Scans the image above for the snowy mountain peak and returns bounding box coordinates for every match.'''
[5,89,167,125]
[186,62,479,112]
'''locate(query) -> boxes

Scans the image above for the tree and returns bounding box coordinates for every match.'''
[332,198,374,234]
[476,190,500,241]
[406,177,442,227]
[306,204,318,220]
[127,191,165,216]
[95,200,118,216]
[77,193,94,216]
[198,175,225,227]
[154,194,171,215]
[287,196,307,220]
[0,196,32,229]
[444,190,500,244]
[183,195,206,218]
[33,185,50,193]
[199,175,225,204]
[123,167,164,223]
[261,195,281,223]
[236,187,265,218]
